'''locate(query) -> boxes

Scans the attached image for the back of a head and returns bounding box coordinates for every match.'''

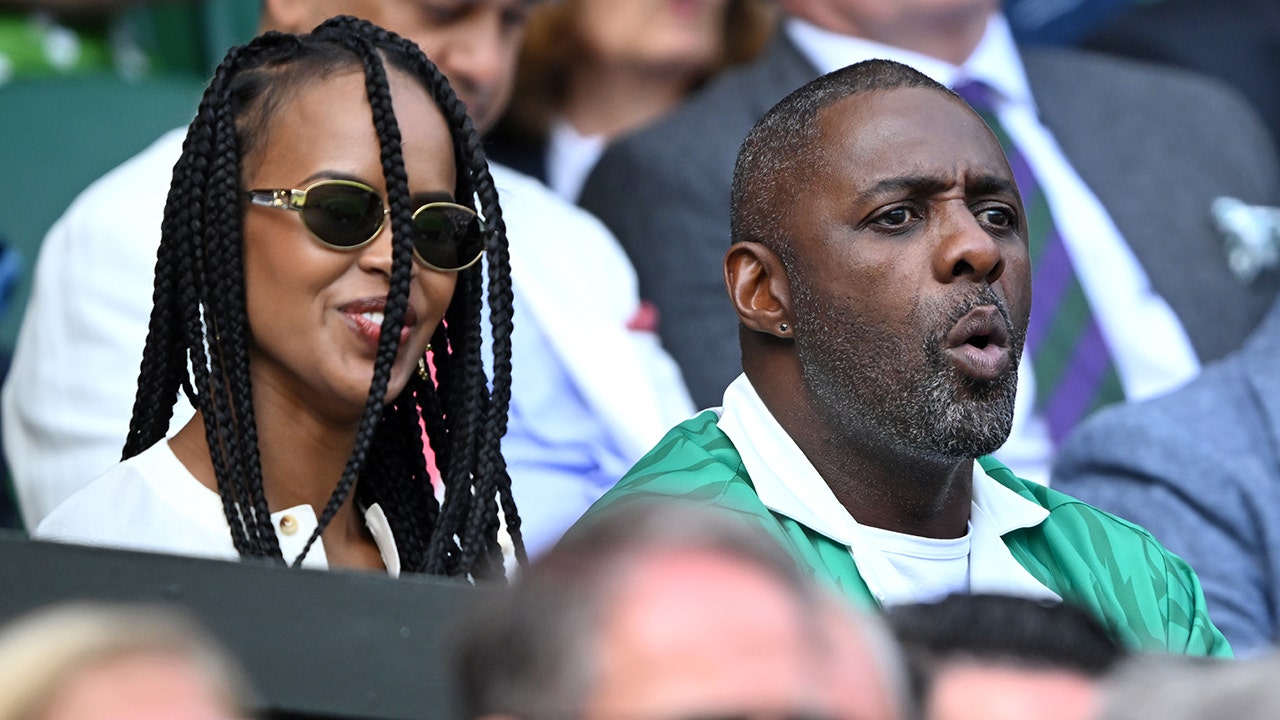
[451,501,811,719]
[888,594,1124,720]
[0,602,252,720]
[1101,653,1280,720]
[452,501,907,720]
[888,593,1125,678]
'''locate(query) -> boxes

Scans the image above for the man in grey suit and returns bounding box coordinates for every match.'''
[579,0,1280,484]
[1052,295,1280,656]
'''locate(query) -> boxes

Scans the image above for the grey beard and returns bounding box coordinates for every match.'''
[907,333,1019,459]
[793,286,1023,463]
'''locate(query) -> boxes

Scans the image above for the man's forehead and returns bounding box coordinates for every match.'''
[813,87,1013,187]
[816,86,977,142]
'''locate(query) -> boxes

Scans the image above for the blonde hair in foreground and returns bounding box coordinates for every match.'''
[0,602,251,720]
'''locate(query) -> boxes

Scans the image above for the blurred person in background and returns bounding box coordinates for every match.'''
[0,602,252,720]
[452,501,909,720]
[889,593,1125,720]
[1101,652,1280,720]
[488,0,776,200]
[1052,295,1280,655]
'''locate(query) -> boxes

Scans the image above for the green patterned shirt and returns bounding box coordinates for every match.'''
[580,410,1231,657]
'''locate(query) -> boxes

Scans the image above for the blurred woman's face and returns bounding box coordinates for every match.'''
[240,67,459,425]
[574,0,730,74]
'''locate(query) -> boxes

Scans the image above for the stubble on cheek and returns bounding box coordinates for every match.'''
[791,285,1023,461]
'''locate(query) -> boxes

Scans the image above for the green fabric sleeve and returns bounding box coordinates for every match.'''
[981,456,1232,657]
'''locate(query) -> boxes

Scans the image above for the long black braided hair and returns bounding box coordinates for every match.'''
[123,15,523,579]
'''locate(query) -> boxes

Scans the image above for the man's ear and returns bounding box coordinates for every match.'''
[724,241,793,338]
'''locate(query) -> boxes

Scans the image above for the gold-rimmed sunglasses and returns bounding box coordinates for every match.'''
[245,178,484,272]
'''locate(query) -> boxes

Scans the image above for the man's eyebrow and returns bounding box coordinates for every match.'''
[852,174,1021,205]
[853,175,951,205]
[968,174,1020,199]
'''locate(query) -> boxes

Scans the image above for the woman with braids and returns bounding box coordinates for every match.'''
[35,15,522,580]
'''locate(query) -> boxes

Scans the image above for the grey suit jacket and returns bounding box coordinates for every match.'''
[1053,297,1280,655]
[579,32,1280,409]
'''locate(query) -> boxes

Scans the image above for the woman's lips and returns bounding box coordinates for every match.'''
[340,298,417,351]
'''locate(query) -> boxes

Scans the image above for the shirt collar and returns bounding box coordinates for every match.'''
[151,441,402,576]
[716,374,1057,604]
[717,375,856,544]
[784,12,1037,114]
[271,502,401,578]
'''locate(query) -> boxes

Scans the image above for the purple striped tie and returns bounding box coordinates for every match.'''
[953,80,1125,445]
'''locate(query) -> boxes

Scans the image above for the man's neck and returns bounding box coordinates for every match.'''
[746,363,974,539]
[813,442,975,539]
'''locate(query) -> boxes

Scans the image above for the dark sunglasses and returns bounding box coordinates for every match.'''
[245,179,484,272]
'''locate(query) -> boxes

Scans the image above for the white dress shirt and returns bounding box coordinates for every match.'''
[717,374,1061,607]
[545,117,607,203]
[785,14,1200,486]
[36,440,402,575]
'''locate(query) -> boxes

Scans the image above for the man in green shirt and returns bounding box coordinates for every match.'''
[578,58,1229,657]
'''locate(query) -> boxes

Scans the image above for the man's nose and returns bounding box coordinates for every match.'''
[932,206,1006,285]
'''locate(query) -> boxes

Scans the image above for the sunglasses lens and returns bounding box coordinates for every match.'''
[303,183,384,248]
[413,204,483,270]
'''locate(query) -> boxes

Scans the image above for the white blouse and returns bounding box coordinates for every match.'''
[36,440,401,576]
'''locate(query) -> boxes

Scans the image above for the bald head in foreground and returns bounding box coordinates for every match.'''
[452,501,908,720]
[576,58,1228,656]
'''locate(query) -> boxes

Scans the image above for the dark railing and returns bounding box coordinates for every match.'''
[0,532,482,720]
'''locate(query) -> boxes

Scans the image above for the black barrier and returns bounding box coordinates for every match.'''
[0,531,483,719]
